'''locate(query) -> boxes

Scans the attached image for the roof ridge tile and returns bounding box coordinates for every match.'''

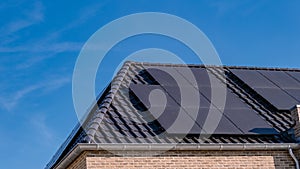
[128,61,300,72]
[85,61,132,143]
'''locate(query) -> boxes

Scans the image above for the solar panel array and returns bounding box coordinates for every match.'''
[230,69,300,110]
[129,66,278,135]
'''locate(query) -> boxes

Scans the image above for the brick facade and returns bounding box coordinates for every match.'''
[65,150,297,169]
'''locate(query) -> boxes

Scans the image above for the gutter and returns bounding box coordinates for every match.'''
[289,145,300,169]
[50,143,300,169]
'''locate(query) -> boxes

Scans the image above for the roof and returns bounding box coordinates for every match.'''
[46,61,300,169]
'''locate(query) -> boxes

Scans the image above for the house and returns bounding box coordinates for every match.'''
[46,61,300,169]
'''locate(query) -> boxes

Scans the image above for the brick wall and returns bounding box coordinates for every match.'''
[66,150,296,169]
[66,152,87,169]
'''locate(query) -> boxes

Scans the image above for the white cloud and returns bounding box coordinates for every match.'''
[26,1,44,22]
[0,41,82,53]
[0,84,40,111]
[15,55,53,70]
[210,1,267,17]
[0,1,44,37]
[30,113,56,144]
[0,77,70,111]
[56,2,107,34]
[0,1,107,72]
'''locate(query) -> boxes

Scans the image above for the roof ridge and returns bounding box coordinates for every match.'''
[84,61,133,143]
[127,61,300,72]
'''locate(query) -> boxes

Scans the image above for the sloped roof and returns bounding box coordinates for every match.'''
[46,61,300,168]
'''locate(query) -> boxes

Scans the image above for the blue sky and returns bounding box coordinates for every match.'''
[0,0,299,168]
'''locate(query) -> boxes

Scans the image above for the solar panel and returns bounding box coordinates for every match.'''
[143,67,178,86]
[254,88,299,110]
[149,106,204,134]
[223,108,278,134]
[153,106,256,135]
[230,69,300,110]
[192,68,225,87]
[129,84,178,108]
[199,87,249,109]
[224,90,250,108]
[175,67,212,87]
[130,83,210,134]
[258,70,300,89]
[144,66,225,108]
[199,86,211,101]
[230,69,277,88]
[155,85,181,104]
[287,71,300,84]
[158,107,243,135]
[153,85,211,108]
[284,89,300,102]
[144,66,222,88]
[198,94,211,108]
[143,66,213,108]
[185,107,243,135]
[144,66,192,86]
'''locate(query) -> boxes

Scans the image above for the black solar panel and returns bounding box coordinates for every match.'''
[144,66,214,108]
[198,87,211,101]
[224,90,249,108]
[259,70,300,89]
[144,66,195,87]
[154,85,181,104]
[143,67,178,86]
[285,89,300,102]
[230,69,300,110]
[287,71,300,84]
[129,84,178,108]
[198,94,211,108]
[230,69,277,88]
[149,106,204,134]
[223,108,278,135]
[254,88,299,110]
[146,66,224,88]
[176,67,212,87]
[130,83,206,133]
[154,85,211,108]
[187,107,243,135]
[199,87,249,109]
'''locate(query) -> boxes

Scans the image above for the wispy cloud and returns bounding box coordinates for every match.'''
[0,2,105,71]
[26,1,44,22]
[15,55,54,70]
[30,113,56,144]
[0,77,70,111]
[210,1,239,16]
[1,83,41,110]
[0,1,44,37]
[0,41,83,53]
[210,0,267,17]
[32,1,107,45]
[54,2,107,35]
[42,77,71,92]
